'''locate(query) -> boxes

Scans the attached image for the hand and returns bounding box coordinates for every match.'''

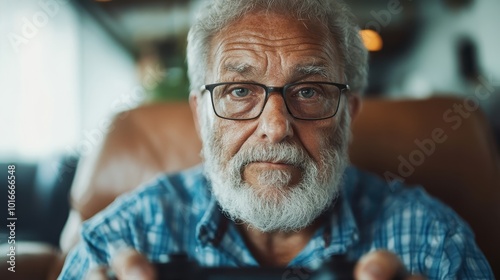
[354,250,426,280]
[86,248,156,280]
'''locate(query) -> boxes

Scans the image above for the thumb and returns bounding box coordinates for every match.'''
[111,248,156,280]
[354,250,407,280]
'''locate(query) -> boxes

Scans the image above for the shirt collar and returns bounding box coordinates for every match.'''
[195,179,228,248]
[289,166,360,267]
[323,166,360,254]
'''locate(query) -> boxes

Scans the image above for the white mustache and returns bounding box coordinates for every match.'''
[232,142,310,169]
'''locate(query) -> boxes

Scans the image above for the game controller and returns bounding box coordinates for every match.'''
[152,254,406,280]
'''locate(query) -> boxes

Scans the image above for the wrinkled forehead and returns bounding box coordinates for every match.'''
[206,10,344,83]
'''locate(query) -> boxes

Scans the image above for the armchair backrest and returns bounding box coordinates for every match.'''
[59,97,500,275]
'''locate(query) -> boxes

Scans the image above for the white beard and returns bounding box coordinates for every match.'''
[200,105,351,233]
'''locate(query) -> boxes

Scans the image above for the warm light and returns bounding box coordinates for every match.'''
[360,29,383,52]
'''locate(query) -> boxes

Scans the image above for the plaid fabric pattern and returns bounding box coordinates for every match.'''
[58,165,494,279]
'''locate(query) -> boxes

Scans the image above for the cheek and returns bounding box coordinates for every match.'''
[216,122,248,157]
[295,121,337,162]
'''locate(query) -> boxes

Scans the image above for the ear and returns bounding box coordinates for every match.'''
[347,93,362,121]
[189,91,202,139]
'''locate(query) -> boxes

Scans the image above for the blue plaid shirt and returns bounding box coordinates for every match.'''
[59,165,493,279]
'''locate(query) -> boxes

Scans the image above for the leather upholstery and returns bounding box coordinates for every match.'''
[4,97,498,279]
[350,97,500,276]
[69,103,202,223]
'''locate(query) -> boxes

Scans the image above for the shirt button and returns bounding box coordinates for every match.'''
[353,233,359,240]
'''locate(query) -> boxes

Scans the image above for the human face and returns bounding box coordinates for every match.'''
[196,12,350,231]
[208,11,344,184]
[208,12,343,186]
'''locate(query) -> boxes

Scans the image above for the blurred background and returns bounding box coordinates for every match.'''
[1,0,499,251]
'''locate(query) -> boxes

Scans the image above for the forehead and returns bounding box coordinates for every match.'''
[208,11,342,82]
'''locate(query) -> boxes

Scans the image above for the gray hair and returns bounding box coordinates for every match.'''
[187,0,368,94]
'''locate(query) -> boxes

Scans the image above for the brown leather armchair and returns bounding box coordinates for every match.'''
[2,97,499,279]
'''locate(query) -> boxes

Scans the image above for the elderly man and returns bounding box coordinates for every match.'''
[59,0,493,279]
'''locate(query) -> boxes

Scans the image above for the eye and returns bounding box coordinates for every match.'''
[297,88,317,99]
[230,87,251,98]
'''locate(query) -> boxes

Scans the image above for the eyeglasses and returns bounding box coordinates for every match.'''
[202,81,349,120]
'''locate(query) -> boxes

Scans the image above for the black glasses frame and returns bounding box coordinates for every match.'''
[202,81,350,121]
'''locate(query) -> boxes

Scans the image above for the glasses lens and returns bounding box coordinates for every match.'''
[285,83,341,119]
[212,83,266,119]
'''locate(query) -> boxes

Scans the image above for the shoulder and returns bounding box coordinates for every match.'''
[79,165,209,261]
[345,166,472,237]
[83,165,207,226]
[344,167,493,277]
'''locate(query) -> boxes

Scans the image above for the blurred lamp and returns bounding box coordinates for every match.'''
[360,29,383,52]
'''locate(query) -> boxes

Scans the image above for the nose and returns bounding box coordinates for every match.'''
[256,92,293,143]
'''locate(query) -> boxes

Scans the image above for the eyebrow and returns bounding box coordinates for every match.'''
[293,64,330,79]
[223,63,257,79]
